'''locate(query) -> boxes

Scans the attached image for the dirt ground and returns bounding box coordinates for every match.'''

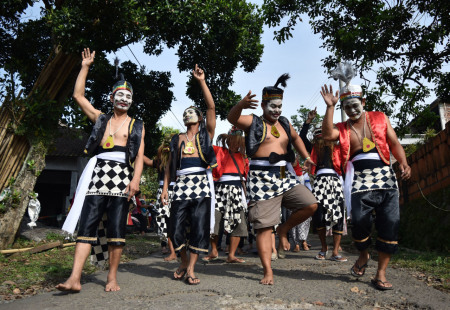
[0,234,448,310]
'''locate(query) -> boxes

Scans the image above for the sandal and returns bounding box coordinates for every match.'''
[330,255,348,262]
[173,268,187,280]
[315,251,327,260]
[301,242,311,251]
[185,275,200,285]
[371,278,393,291]
[202,255,218,262]
[350,256,370,277]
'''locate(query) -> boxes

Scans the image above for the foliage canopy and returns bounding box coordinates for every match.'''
[0,0,264,152]
[263,0,449,134]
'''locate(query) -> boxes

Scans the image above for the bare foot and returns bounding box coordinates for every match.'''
[293,244,300,252]
[276,226,290,251]
[105,279,120,292]
[55,278,81,293]
[260,269,274,285]
[164,254,177,262]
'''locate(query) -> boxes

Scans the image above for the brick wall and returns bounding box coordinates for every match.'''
[394,120,450,205]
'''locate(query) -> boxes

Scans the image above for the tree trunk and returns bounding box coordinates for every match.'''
[0,47,79,250]
[0,143,46,249]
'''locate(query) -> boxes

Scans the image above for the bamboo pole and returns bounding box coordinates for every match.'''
[0,242,75,254]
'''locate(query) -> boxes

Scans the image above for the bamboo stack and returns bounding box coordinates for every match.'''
[0,100,30,193]
[0,46,79,193]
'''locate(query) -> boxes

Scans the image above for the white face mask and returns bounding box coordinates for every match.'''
[113,90,133,111]
[263,99,282,121]
[343,98,364,121]
[183,108,199,125]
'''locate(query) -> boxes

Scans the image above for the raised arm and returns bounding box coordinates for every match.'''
[227,91,258,131]
[385,116,411,180]
[72,48,102,123]
[193,64,215,140]
[299,108,316,152]
[320,84,340,141]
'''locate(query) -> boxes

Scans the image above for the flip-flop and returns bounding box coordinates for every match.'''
[350,256,370,277]
[185,275,200,285]
[226,258,245,264]
[173,268,187,280]
[277,247,286,259]
[330,255,348,262]
[202,255,218,262]
[371,278,393,290]
[271,253,278,261]
[315,251,327,260]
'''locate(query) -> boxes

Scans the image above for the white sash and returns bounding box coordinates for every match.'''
[62,152,127,234]
[316,168,337,176]
[177,167,216,234]
[303,174,312,190]
[344,152,382,216]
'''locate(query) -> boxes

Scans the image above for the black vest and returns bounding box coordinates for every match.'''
[245,115,295,161]
[84,113,144,168]
[169,126,217,179]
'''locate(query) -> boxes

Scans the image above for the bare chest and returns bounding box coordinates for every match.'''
[100,118,130,147]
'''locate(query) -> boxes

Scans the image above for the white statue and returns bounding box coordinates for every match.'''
[27,193,41,228]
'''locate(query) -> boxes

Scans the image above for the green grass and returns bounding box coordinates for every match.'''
[0,233,160,300]
[339,234,450,292]
[391,249,450,291]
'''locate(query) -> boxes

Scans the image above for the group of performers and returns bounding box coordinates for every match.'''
[56,49,411,293]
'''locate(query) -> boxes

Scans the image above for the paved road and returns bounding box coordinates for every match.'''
[1,235,448,310]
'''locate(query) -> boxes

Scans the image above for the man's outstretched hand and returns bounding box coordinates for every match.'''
[81,48,95,67]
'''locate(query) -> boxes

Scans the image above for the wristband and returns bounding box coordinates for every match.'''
[305,156,310,161]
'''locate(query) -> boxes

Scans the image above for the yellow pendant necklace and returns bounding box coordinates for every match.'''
[263,117,280,138]
[103,115,129,149]
[183,132,196,154]
[348,113,375,152]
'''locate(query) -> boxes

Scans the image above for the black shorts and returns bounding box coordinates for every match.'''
[76,195,129,246]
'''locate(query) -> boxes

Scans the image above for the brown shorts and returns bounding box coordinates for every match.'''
[213,210,248,237]
[248,184,317,230]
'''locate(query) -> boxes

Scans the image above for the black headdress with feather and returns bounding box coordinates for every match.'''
[262,73,290,102]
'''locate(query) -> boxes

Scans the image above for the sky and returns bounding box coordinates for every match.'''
[108,4,348,135]
[20,1,433,136]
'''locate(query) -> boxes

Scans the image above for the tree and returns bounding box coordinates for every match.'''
[263,0,449,135]
[0,0,264,249]
[291,105,323,142]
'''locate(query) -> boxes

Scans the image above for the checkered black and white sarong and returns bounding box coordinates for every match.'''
[247,168,300,201]
[89,213,109,268]
[352,166,398,194]
[155,184,174,240]
[215,183,245,233]
[172,173,211,201]
[86,159,131,197]
[312,172,345,230]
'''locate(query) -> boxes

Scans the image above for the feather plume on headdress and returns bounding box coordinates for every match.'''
[331,62,363,101]
[331,62,355,86]
[262,73,290,102]
[274,73,290,88]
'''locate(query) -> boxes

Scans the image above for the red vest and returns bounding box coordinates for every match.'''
[212,146,249,181]
[336,111,390,171]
